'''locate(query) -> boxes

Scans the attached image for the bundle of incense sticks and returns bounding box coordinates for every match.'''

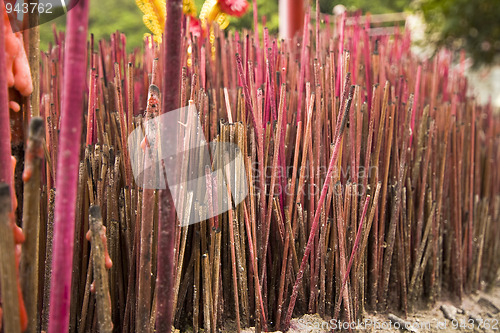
[1,5,499,333]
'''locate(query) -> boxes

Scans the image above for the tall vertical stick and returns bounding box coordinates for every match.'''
[48,0,89,331]
[0,0,13,191]
[88,206,113,333]
[0,184,20,333]
[157,0,183,332]
[379,95,414,309]
[20,117,44,333]
[28,0,40,118]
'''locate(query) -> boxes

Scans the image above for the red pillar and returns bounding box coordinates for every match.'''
[279,0,305,39]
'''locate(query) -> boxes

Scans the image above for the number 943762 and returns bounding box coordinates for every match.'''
[5,1,53,14]
[451,318,498,330]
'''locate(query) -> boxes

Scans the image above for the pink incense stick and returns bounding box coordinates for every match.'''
[48,0,89,331]
[296,9,310,123]
[157,1,183,332]
[0,2,13,189]
[252,0,262,86]
[409,65,422,147]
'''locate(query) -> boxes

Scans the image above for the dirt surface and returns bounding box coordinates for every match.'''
[239,280,500,333]
[173,280,500,332]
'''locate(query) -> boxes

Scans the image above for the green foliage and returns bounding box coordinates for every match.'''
[87,0,149,49]
[420,0,500,66]
[40,0,149,50]
[39,9,64,49]
[227,0,279,34]
[319,0,409,15]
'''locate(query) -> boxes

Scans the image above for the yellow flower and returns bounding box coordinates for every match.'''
[136,0,196,42]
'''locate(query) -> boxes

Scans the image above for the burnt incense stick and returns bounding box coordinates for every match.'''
[226,186,241,332]
[285,85,355,328]
[334,195,371,320]
[0,184,21,333]
[261,84,286,283]
[88,206,113,333]
[356,181,382,278]
[409,202,436,305]
[19,117,44,333]
[156,1,182,332]
[380,95,414,310]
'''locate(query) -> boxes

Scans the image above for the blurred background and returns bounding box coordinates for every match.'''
[40,0,411,50]
[38,0,500,107]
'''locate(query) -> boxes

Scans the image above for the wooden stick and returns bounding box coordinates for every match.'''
[0,184,21,333]
[379,95,414,310]
[156,0,183,331]
[333,195,371,320]
[202,253,213,333]
[48,1,90,330]
[19,117,44,333]
[27,0,40,118]
[285,85,354,329]
[409,203,436,305]
[225,170,241,332]
[88,206,113,333]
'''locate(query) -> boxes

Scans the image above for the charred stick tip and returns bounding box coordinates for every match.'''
[89,205,103,220]
[29,117,45,136]
[0,183,10,199]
